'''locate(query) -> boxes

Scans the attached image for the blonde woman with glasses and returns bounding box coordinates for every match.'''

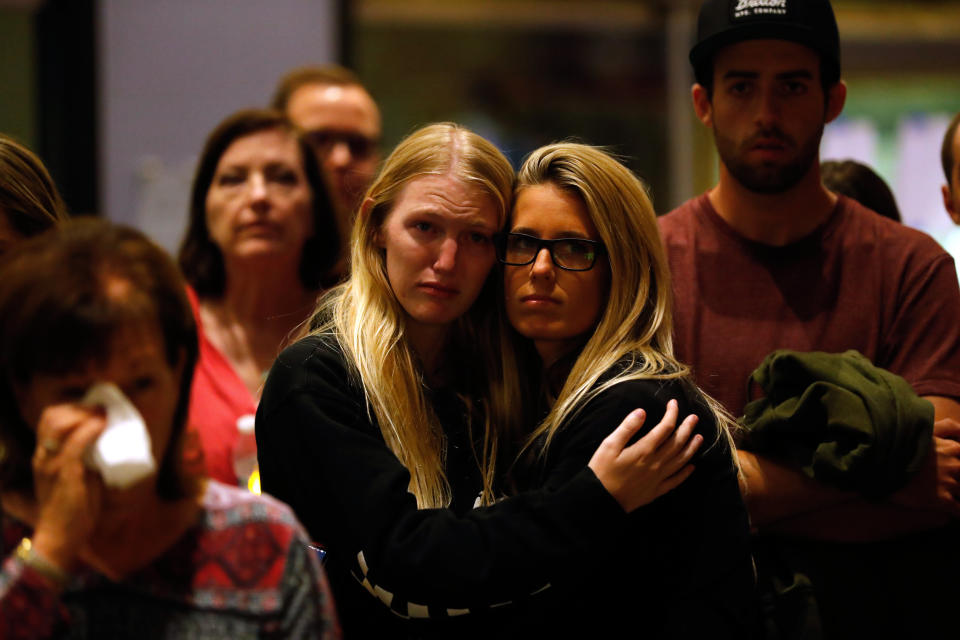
[256,125,702,638]
[497,142,757,637]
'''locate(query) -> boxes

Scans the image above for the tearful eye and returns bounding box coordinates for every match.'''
[130,376,155,393]
[469,232,491,245]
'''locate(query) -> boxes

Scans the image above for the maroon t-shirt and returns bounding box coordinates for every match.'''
[659,193,960,417]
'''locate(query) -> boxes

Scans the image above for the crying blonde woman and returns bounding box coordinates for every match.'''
[256,125,714,638]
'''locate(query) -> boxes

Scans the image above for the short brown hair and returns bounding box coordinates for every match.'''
[0,134,68,236]
[0,219,198,499]
[177,109,341,296]
[941,112,960,184]
[271,64,365,112]
[822,159,901,223]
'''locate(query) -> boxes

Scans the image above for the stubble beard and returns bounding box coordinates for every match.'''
[714,123,824,195]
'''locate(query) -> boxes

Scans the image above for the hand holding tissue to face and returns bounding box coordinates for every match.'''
[13,384,156,574]
[81,383,156,488]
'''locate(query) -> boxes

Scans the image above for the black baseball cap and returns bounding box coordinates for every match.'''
[690,0,840,86]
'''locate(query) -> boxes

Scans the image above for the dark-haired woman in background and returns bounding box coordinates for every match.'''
[0,133,68,257]
[0,219,338,638]
[821,159,901,223]
[178,109,342,485]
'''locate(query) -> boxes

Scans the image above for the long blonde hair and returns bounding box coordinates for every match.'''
[307,123,520,508]
[513,143,736,456]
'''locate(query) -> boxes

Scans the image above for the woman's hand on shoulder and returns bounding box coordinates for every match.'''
[27,404,107,572]
[587,399,702,513]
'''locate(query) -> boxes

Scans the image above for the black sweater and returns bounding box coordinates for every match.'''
[511,372,758,638]
[256,336,629,638]
[257,337,757,638]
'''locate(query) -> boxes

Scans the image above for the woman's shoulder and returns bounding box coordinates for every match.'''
[264,333,352,395]
[190,482,316,563]
[581,364,720,438]
[593,361,702,411]
[187,483,313,579]
[258,332,371,442]
[198,480,305,535]
[140,482,319,617]
[275,333,344,370]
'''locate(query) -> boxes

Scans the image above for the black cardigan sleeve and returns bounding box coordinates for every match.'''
[521,376,757,637]
[255,336,630,613]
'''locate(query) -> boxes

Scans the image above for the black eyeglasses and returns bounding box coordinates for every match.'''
[303,130,379,159]
[494,232,606,271]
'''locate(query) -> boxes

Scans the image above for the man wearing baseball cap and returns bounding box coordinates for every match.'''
[660,1,960,637]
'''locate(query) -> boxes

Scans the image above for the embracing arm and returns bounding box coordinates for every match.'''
[256,341,698,614]
[588,401,702,512]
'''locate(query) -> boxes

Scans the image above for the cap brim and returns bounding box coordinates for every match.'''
[690,22,828,68]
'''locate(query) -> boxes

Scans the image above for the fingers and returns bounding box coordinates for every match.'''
[27,405,108,572]
[624,404,699,462]
[602,409,647,451]
[934,418,960,441]
[607,401,699,461]
[653,464,696,499]
[62,412,107,460]
[892,435,960,515]
[661,432,704,477]
[637,399,680,450]
[935,436,960,501]
[664,413,700,456]
[33,404,107,468]
[589,400,705,512]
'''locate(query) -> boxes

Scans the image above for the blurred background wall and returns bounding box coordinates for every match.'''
[2,0,960,253]
[0,0,339,252]
[99,0,339,251]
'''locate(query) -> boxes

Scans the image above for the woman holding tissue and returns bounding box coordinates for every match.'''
[178,109,340,485]
[0,220,339,639]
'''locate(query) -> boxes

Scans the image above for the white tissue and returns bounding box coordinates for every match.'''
[82,382,157,488]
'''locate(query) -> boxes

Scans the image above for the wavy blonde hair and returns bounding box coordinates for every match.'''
[307,123,520,508]
[513,143,736,457]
